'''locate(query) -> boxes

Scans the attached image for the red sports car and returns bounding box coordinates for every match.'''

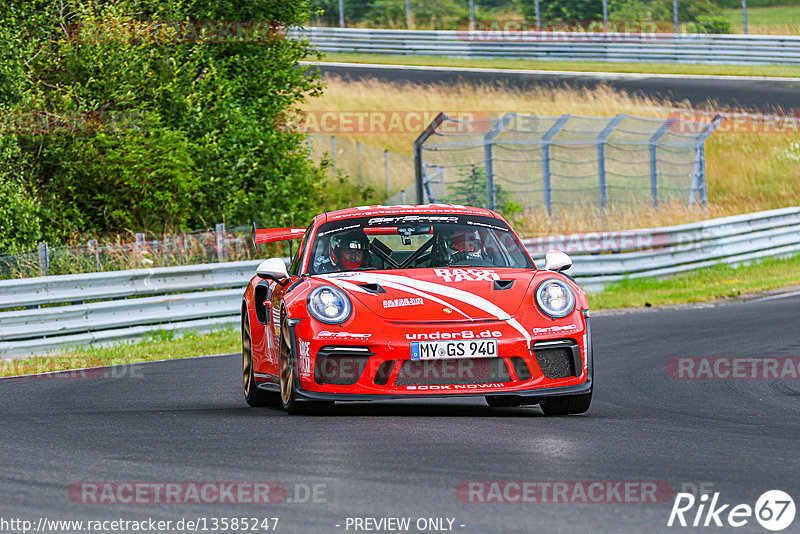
[241,204,592,415]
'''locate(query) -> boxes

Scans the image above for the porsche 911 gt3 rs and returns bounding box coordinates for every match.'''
[241,204,593,414]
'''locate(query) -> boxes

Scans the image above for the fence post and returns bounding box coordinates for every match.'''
[331,136,337,171]
[38,242,49,277]
[405,0,412,29]
[135,233,146,252]
[89,239,101,272]
[534,0,540,30]
[215,223,226,262]
[541,114,572,216]
[602,0,608,31]
[357,141,363,187]
[483,113,516,211]
[385,149,390,198]
[414,112,447,204]
[742,0,748,34]
[673,0,679,33]
[648,119,673,208]
[689,114,722,206]
[596,114,626,210]
[338,0,345,27]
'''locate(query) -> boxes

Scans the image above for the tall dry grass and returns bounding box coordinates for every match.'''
[302,77,800,235]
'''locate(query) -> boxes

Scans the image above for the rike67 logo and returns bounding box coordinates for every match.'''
[668,490,795,531]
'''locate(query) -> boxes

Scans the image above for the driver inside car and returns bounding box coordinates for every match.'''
[446,230,487,265]
[314,229,371,273]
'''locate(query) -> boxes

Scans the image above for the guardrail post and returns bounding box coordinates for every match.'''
[215,223,226,261]
[414,112,447,204]
[484,113,516,211]
[542,114,572,216]
[648,119,674,208]
[38,243,49,277]
[135,233,146,252]
[596,114,626,210]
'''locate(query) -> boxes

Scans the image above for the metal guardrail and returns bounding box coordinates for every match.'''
[294,27,800,65]
[526,207,800,292]
[0,260,261,358]
[1,208,798,358]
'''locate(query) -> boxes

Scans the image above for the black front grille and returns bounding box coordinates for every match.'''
[534,348,577,379]
[314,347,372,385]
[395,357,511,385]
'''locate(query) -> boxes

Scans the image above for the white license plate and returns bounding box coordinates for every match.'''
[410,339,498,360]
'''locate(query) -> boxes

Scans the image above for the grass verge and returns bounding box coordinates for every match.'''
[591,252,800,309]
[320,53,800,78]
[0,328,239,378]
[723,5,800,35]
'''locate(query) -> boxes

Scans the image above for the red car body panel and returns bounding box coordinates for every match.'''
[242,204,593,402]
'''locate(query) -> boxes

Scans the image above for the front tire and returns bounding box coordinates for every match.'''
[538,391,592,415]
[279,316,332,415]
[242,310,279,407]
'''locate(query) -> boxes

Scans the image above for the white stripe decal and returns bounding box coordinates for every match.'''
[330,272,532,344]
[333,278,473,320]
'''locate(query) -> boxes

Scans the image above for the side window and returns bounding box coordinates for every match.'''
[289,224,313,275]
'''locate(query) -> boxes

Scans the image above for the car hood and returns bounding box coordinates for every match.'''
[315,268,537,323]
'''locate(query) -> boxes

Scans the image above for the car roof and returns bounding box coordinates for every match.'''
[318,204,502,224]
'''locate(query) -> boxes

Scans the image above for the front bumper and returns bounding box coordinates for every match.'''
[266,311,593,402]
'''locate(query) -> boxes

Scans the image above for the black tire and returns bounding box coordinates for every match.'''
[538,391,592,415]
[242,310,279,407]
[279,316,333,415]
[485,395,524,407]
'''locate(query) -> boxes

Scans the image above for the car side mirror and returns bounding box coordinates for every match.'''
[256,258,290,284]
[544,250,572,272]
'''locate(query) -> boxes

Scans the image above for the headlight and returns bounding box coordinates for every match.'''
[535,279,575,319]
[308,286,352,324]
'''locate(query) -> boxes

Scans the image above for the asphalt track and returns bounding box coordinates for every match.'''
[316,62,800,112]
[2,294,799,533]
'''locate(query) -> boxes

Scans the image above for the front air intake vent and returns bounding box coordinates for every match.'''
[314,346,373,385]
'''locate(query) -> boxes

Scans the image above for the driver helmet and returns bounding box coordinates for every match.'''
[450,230,482,255]
[329,229,369,271]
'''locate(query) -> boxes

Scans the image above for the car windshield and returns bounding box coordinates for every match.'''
[307,214,534,274]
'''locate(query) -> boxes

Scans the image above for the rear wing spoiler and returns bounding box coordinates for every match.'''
[252,224,306,246]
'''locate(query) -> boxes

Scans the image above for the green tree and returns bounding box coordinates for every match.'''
[0,0,328,249]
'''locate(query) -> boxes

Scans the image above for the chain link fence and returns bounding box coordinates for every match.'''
[307,133,417,204]
[414,112,721,213]
[0,225,258,280]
